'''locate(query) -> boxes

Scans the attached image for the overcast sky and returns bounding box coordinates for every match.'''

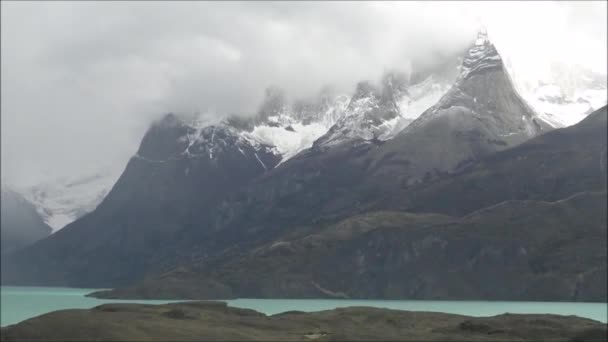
[1,1,606,187]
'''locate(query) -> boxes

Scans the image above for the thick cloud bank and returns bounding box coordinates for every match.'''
[1,1,606,186]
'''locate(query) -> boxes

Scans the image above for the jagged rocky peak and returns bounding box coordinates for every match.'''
[136,113,193,161]
[180,125,278,166]
[249,85,348,129]
[381,70,410,97]
[402,27,551,143]
[230,85,351,164]
[459,27,503,80]
[291,86,347,125]
[379,70,411,113]
[345,79,401,119]
[256,86,289,123]
[219,87,289,131]
[348,81,379,103]
[133,85,352,169]
[368,28,556,185]
[291,101,324,125]
[132,112,278,166]
[313,58,472,150]
[314,79,403,148]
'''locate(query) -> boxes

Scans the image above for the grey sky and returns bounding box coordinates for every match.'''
[1,1,606,187]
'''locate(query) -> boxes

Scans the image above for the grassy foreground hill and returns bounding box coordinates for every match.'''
[2,301,606,341]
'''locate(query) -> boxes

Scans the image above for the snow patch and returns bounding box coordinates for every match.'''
[254,153,268,171]
[21,169,121,232]
[245,122,330,163]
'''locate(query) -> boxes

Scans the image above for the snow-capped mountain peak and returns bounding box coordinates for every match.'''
[19,169,121,232]
[313,67,456,148]
[314,80,400,147]
[241,94,350,163]
[230,90,351,164]
[138,91,351,169]
[458,28,503,80]
[399,28,549,144]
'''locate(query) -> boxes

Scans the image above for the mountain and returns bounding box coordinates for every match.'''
[3,31,602,304]
[507,59,607,128]
[19,169,119,232]
[368,29,552,188]
[94,106,607,301]
[313,80,401,147]
[195,29,555,252]
[1,113,282,286]
[0,63,454,287]
[233,86,350,163]
[1,187,51,255]
[233,66,457,165]
[315,65,458,149]
[388,105,607,216]
[96,191,606,302]
[0,91,340,286]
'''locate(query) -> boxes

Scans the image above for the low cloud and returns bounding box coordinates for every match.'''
[1,1,605,186]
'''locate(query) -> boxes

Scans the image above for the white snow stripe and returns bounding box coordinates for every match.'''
[254,153,268,171]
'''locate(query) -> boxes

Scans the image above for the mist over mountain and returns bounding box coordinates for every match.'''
[2,1,606,190]
[1,187,51,255]
[2,18,606,305]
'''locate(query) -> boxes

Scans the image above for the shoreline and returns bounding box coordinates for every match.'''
[3,286,607,327]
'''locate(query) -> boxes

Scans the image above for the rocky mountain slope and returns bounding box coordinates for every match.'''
[95,190,606,301]
[2,112,282,286]
[2,31,604,304]
[368,29,552,188]
[94,105,607,301]
[6,60,594,236]
[388,105,607,216]
[0,38,461,288]
[189,29,556,255]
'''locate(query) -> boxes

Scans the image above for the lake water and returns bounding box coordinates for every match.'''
[2,286,607,327]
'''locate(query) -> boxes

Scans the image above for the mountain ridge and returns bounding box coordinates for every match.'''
[2,32,605,304]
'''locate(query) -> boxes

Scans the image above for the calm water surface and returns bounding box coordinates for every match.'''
[2,286,606,327]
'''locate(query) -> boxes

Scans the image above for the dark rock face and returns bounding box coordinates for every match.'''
[388,105,607,216]
[0,189,51,255]
[96,191,606,301]
[1,302,606,342]
[1,115,280,287]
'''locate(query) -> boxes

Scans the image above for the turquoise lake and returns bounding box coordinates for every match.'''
[2,286,607,327]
